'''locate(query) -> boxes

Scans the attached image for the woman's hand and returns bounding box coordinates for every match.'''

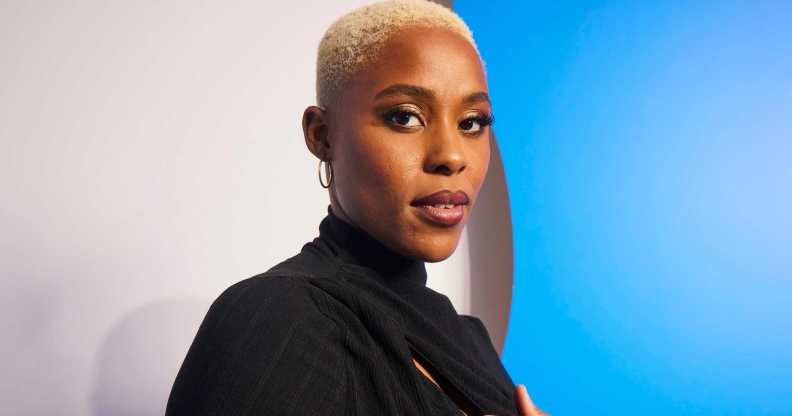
[514,384,549,416]
[484,384,549,416]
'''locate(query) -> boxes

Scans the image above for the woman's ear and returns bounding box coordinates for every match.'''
[302,105,331,160]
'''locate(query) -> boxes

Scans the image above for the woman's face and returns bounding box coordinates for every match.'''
[305,26,492,262]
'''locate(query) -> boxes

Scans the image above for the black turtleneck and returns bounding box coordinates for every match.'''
[166,205,518,416]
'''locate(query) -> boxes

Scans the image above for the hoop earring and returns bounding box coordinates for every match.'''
[318,159,333,189]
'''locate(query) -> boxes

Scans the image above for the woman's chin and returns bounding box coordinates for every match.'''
[413,237,461,263]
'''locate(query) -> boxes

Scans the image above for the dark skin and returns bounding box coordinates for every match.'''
[303,25,548,416]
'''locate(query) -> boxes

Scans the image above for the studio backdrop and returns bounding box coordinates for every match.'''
[1,1,790,415]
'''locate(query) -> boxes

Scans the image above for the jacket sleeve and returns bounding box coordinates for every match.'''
[165,275,349,416]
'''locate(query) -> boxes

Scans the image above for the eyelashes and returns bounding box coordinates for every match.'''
[467,113,495,129]
[380,108,494,134]
[383,108,423,128]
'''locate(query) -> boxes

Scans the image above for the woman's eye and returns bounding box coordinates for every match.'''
[387,110,422,128]
[459,114,493,134]
[459,118,481,133]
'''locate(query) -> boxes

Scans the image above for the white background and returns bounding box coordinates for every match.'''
[0,1,512,414]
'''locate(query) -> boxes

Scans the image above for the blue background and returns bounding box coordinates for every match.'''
[455,1,792,414]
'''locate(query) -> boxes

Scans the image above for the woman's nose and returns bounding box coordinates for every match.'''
[424,121,466,176]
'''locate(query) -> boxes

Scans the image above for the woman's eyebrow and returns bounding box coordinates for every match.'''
[374,84,435,101]
[373,83,490,106]
[462,91,490,105]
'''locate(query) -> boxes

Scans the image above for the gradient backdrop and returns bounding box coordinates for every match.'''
[454,1,792,414]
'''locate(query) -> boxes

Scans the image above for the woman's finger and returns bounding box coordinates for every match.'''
[515,384,536,415]
[515,384,549,416]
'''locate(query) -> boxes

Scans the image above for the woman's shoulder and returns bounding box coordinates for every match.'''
[458,314,488,335]
[207,272,334,333]
[211,247,334,309]
[166,272,350,415]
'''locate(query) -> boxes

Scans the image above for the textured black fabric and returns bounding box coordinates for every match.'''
[166,205,518,415]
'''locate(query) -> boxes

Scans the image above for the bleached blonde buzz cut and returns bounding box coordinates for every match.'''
[316,0,482,108]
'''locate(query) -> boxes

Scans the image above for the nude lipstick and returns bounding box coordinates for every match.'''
[410,189,469,227]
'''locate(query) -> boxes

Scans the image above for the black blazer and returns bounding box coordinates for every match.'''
[166,205,518,415]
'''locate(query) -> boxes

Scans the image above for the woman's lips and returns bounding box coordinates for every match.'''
[411,204,465,226]
[410,189,469,226]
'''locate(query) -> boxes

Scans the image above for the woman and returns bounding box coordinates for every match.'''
[166,1,546,415]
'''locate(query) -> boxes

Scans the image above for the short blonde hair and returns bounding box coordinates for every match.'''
[316,0,481,108]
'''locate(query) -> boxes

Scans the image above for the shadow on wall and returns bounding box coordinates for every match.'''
[467,134,514,354]
[91,298,211,416]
